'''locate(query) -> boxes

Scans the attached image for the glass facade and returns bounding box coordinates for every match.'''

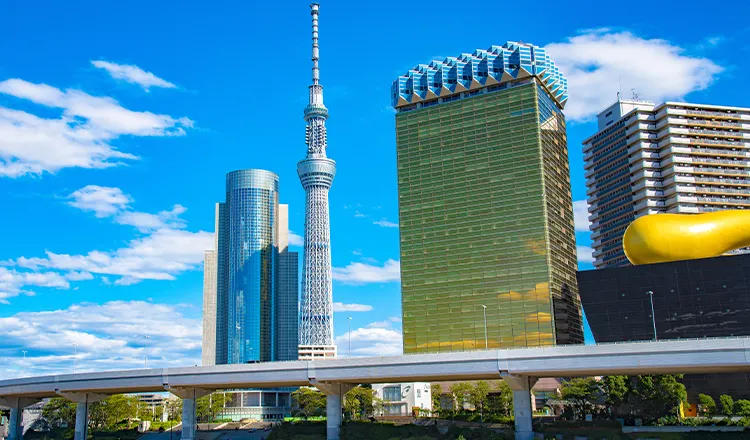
[396,80,583,353]
[578,253,750,399]
[276,251,299,361]
[225,170,279,364]
[210,170,300,365]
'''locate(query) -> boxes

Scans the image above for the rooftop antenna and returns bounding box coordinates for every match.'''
[631,88,640,101]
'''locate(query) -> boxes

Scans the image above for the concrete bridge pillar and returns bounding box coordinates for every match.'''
[502,374,538,440]
[0,397,40,440]
[8,407,21,440]
[57,392,107,440]
[311,381,353,440]
[167,387,212,440]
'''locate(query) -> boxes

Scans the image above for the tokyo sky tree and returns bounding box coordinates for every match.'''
[297,2,337,359]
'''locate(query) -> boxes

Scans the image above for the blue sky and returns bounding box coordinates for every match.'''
[1,0,748,377]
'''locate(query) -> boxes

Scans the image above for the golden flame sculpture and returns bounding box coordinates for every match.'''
[623,210,750,265]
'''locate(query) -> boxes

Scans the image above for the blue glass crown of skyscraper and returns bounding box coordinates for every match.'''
[391,41,568,109]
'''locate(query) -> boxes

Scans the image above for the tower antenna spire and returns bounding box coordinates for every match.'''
[311,2,320,85]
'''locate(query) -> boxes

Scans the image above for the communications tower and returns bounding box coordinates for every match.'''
[297,2,337,359]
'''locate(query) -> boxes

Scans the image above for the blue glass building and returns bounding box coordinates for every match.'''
[206,169,299,365]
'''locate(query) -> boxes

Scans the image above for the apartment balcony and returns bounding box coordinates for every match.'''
[690,157,749,167]
[628,150,660,163]
[670,164,750,177]
[627,142,659,157]
[629,160,662,173]
[687,128,746,139]
[680,108,750,121]
[625,122,657,137]
[633,198,666,212]
[689,146,750,158]
[692,176,750,186]
[632,179,663,192]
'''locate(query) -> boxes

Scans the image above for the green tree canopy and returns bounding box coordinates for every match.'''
[197,392,230,422]
[292,387,326,419]
[449,382,473,411]
[630,375,687,421]
[41,397,77,428]
[733,399,750,417]
[720,394,735,416]
[487,381,513,418]
[344,386,379,420]
[560,377,600,420]
[431,384,443,412]
[600,376,630,417]
[698,394,717,417]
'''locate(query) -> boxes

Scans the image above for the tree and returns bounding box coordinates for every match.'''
[41,397,76,428]
[89,395,139,429]
[630,375,687,421]
[560,378,599,420]
[469,381,491,421]
[487,381,513,418]
[344,386,377,420]
[292,387,326,419]
[601,376,629,416]
[431,384,443,413]
[734,399,750,417]
[450,382,473,411]
[698,394,717,417]
[720,394,734,416]
[197,392,230,422]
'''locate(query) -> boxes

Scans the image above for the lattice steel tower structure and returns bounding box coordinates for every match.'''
[297,2,337,359]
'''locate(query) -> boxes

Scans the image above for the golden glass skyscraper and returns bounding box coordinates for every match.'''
[392,42,583,353]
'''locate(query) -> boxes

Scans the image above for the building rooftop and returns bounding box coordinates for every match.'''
[391,41,568,109]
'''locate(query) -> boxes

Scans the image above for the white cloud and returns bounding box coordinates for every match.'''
[68,185,132,217]
[0,267,70,302]
[335,326,403,357]
[3,186,212,300]
[0,77,192,177]
[91,60,177,91]
[115,204,187,232]
[545,30,723,122]
[373,218,399,228]
[333,302,373,312]
[68,185,188,232]
[0,301,201,379]
[573,200,591,233]
[353,211,366,218]
[288,231,303,247]
[366,320,392,329]
[332,259,401,284]
[577,246,595,264]
[16,228,213,285]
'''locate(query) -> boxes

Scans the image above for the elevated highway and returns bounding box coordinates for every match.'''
[1,337,748,440]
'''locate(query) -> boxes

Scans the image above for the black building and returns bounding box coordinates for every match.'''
[577,254,750,400]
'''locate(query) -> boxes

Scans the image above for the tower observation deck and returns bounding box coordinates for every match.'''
[297,2,337,360]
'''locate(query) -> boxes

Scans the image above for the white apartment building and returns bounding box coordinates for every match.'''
[584,99,750,268]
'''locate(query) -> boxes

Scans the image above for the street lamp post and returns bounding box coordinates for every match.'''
[481,305,488,349]
[347,317,353,358]
[646,291,658,341]
[143,335,151,368]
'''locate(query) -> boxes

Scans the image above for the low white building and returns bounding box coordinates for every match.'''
[373,383,432,416]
